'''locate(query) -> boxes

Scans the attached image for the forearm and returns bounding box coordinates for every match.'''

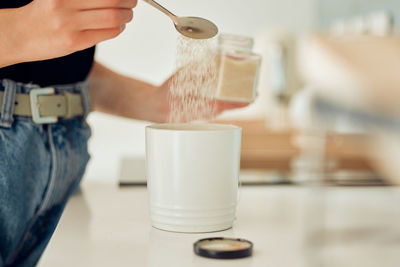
[0,9,24,68]
[1,0,136,69]
[88,62,163,122]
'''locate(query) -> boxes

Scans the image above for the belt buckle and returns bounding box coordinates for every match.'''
[29,88,58,124]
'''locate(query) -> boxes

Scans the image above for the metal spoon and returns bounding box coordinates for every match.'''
[143,0,218,39]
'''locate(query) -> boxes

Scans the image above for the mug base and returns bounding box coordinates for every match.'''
[152,222,233,233]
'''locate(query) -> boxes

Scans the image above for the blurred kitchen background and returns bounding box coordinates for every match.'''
[86,0,399,186]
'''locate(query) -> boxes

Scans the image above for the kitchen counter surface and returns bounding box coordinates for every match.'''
[38,183,400,267]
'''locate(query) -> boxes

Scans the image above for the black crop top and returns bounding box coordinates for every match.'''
[0,0,95,87]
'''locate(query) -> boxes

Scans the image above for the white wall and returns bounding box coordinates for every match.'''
[85,0,316,182]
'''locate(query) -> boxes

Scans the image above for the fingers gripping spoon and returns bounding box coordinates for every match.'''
[143,0,218,39]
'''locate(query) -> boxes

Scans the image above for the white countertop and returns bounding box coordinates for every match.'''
[38,183,400,267]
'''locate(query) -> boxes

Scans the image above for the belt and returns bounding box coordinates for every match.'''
[0,87,84,124]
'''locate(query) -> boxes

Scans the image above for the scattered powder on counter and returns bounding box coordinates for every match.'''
[168,36,218,123]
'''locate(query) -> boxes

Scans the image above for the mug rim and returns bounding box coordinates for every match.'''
[146,123,241,132]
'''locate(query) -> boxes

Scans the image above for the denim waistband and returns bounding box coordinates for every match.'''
[0,79,91,128]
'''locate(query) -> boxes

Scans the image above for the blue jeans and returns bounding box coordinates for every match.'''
[0,79,92,266]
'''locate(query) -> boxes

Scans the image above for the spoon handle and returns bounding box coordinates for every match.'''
[143,0,178,24]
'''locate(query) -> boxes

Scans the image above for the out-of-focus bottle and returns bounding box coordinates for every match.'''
[214,34,262,103]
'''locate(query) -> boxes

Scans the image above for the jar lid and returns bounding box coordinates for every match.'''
[219,33,254,53]
[194,237,253,259]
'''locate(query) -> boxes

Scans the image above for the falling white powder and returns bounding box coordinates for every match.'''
[168,36,218,123]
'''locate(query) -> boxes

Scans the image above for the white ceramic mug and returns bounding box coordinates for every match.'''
[145,123,242,233]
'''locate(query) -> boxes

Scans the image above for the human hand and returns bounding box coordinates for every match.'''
[88,62,249,123]
[149,75,249,123]
[4,0,137,66]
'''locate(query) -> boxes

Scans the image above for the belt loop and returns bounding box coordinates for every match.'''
[0,79,17,128]
[77,80,91,121]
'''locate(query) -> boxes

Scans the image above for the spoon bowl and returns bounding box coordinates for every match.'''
[174,17,218,39]
[143,0,218,39]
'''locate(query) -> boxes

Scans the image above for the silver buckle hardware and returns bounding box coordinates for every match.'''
[29,88,58,124]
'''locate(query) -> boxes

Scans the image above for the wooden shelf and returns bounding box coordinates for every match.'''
[215,119,374,171]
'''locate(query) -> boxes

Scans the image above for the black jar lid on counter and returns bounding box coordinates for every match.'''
[194,237,253,259]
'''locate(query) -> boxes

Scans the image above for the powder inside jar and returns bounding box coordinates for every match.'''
[215,54,260,103]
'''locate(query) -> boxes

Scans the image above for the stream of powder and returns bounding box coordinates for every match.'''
[168,36,218,123]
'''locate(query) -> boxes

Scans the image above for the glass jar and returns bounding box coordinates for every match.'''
[214,34,262,103]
